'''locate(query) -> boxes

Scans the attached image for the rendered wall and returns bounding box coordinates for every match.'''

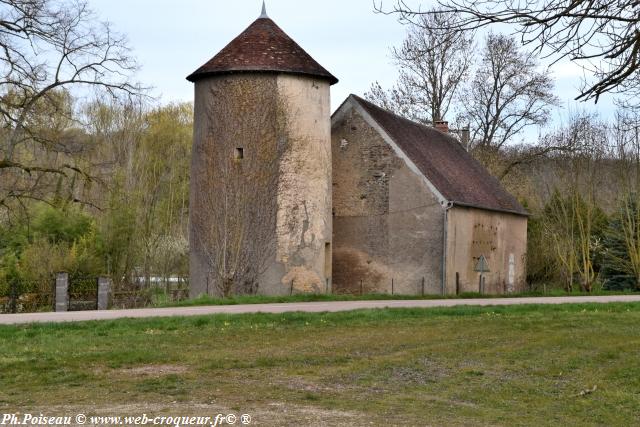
[331,106,445,294]
[268,74,333,294]
[445,206,527,294]
[189,73,332,297]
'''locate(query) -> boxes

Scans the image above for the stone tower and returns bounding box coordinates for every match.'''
[187,5,338,297]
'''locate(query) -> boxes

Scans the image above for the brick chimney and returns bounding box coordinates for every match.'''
[434,120,449,133]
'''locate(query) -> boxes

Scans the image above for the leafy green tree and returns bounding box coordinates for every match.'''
[83,101,191,290]
[0,203,101,311]
[133,104,191,286]
[97,190,138,288]
[30,204,93,244]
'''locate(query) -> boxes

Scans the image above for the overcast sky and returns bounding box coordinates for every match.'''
[90,0,616,136]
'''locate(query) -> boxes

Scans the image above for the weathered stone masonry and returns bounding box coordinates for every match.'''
[187,12,337,297]
[330,95,528,295]
[331,104,445,295]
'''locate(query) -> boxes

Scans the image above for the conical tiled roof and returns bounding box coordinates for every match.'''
[187,17,338,85]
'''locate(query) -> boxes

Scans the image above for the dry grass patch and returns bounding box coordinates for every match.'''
[117,365,189,377]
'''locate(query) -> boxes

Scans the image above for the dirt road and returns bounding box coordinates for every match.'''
[2,295,640,325]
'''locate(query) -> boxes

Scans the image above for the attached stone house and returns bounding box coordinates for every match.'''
[331,95,528,295]
[187,6,528,297]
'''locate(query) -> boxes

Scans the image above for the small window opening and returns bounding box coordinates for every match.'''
[324,242,331,277]
[234,147,244,160]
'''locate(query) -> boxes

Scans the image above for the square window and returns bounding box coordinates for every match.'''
[234,147,244,160]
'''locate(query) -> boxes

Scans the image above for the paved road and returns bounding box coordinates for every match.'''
[2,295,640,325]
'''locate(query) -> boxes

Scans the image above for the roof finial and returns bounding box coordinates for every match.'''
[259,1,268,18]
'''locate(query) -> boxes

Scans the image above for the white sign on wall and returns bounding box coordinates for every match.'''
[508,253,516,293]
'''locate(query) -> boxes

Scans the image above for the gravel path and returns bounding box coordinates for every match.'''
[2,295,640,325]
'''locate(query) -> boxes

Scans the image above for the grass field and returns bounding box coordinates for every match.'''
[1,303,640,426]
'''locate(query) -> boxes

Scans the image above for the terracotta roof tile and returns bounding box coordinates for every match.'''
[187,17,338,85]
[350,95,528,216]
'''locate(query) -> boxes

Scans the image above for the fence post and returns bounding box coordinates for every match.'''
[290,280,294,296]
[97,277,111,310]
[55,272,69,312]
[392,278,394,295]
[421,277,425,296]
[9,278,18,313]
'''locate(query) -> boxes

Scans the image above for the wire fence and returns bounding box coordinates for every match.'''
[69,276,99,311]
[1,274,526,314]
[0,279,54,314]
[111,277,189,309]
[332,277,439,297]
[0,275,190,314]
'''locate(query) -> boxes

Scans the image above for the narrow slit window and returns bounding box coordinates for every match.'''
[234,147,244,160]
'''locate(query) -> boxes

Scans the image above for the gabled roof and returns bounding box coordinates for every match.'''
[334,95,528,216]
[186,16,338,85]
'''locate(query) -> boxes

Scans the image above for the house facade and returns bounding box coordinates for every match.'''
[331,95,528,295]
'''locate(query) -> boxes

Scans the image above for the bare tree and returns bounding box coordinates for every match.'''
[191,79,288,296]
[452,32,559,180]
[366,25,559,180]
[0,0,141,214]
[376,0,640,103]
[365,9,473,125]
[462,32,558,151]
[541,112,608,292]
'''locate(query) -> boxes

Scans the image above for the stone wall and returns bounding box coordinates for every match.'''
[331,106,445,294]
[445,206,528,294]
[266,74,332,295]
[189,73,332,297]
